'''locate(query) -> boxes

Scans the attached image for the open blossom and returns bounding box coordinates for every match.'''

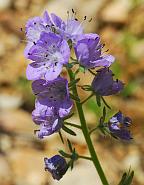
[91,68,124,96]
[44,155,68,180]
[26,32,70,81]
[108,111,132,140]
[32,77,73,116]
[74,33,115,69]
[50,12,83,42]
[32,100,63,138]
[24,11,52,57]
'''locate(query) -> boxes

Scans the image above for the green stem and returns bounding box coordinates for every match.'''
[64,122,82,129]
[78,155,92,161]
[68,68,109,185]
[81,93,94,104]
[89,126,99,135]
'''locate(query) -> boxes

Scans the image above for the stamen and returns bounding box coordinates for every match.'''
[72,9,75,14]
[84,16,87,20]
[88,18,92,22]
[34,129,40,134]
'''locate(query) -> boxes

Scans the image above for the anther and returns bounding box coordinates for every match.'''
[84,16,87,20]
[88,18,92,22]
[72,9,75,14]
[33,41,36,45]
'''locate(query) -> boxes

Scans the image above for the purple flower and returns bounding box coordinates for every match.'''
[44,155,68,180]
[32,100,63,138]
[24,11,52,57]
[26,32,70,81]
[74,33,115,69]
[108,111,132,140]
[32,77,73,116]
[50,12,83,42]
[91,68,124,96]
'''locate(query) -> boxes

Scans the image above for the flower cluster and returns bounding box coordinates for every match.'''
[24,10,132,181]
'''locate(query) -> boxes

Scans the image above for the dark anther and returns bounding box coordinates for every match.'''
[45,41,47,44]
[20,28,23,32]
[34,22,36,25]
[55,62,58,66]
[34,129,40,134]
[46,24,50,27]
[105,49,109,52]
[116,79,118,82]
[33,42,36,45]
[84,16,87,20]
[50,96,53,98]
[45,54,48,57]
[72,9,75,13]
[88,18,92,22]
[28,53,31,55]
[101,43,105,48]
[75,18,78,21]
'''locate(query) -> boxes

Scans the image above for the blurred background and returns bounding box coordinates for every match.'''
[0,0,144,184]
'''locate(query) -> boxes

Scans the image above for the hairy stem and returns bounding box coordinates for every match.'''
[67,68,109,185]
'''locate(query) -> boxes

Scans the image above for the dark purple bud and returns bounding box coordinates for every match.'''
[108,111,132,140]
[44,155,68,180]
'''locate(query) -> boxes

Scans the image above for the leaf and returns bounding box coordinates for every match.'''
[81,85,92,91]
[118,170,134,185]
[59,150,71,158]
[101,96,111,109]
[118,173,127,185]
[62,125,77,136]
[63,112,74,120]
[70,93,80,102]
[58,131,64,144]
[68,78,80,87]
[100,106,106,124]
[96,94,101,107]
[125,171,134,185]
[67,139,73,152]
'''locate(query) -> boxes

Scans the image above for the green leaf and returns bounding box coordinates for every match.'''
[126,171,134,185]
[62,125,77,136]
[67,139,73,152]
[68,78,80,87]
[96,94,101,107]
[81,85,92,91]
[59,150,71,158]
[118,170,134,185]
[101,96,111,109]
[70,93,80,102]
[58,131,64,144]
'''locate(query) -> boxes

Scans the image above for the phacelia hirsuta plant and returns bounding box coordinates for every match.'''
[24,9,134,185]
